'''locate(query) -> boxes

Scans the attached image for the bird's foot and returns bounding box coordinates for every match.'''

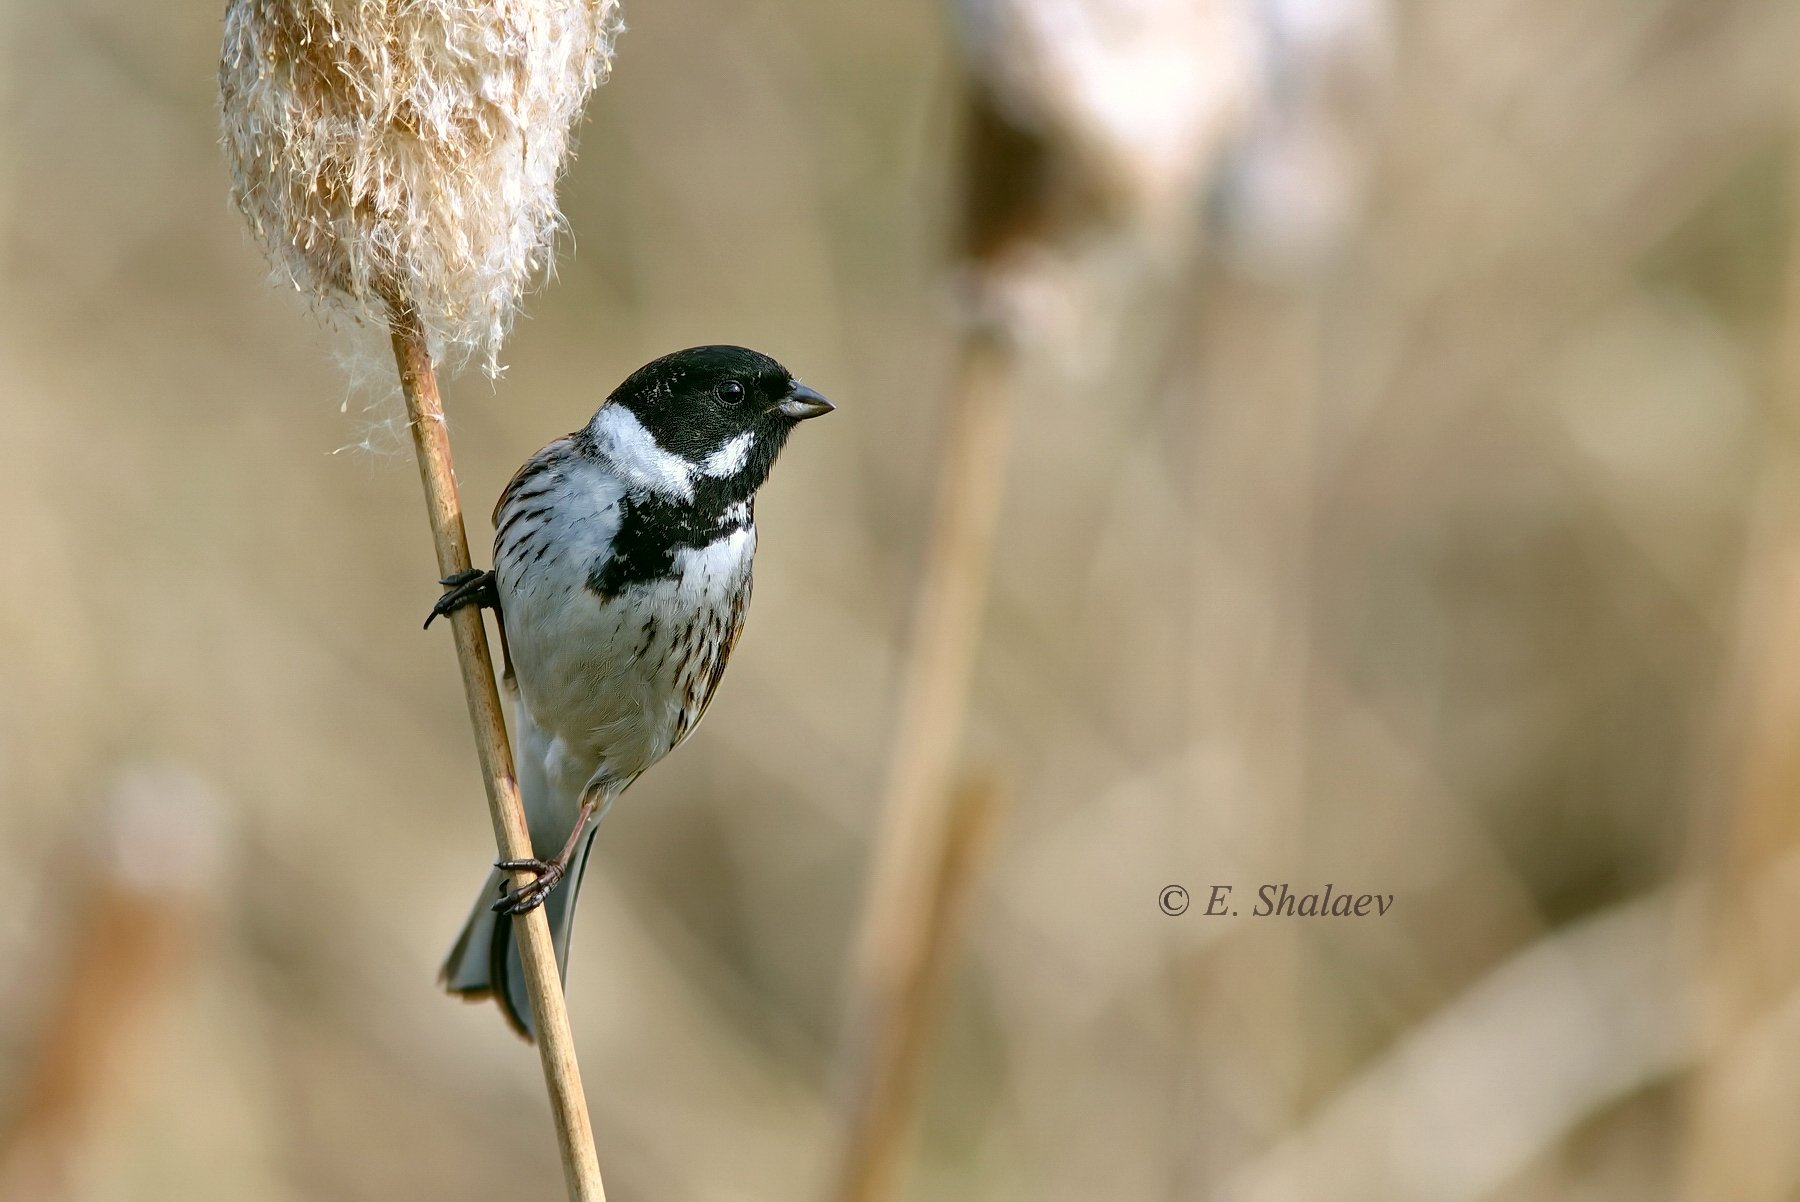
[491,856,566,915]
[424,569,497,630]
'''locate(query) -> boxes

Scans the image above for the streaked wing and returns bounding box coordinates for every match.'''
[492,434,579,529]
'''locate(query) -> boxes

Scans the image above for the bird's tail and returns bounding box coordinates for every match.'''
[440,826,597,1041]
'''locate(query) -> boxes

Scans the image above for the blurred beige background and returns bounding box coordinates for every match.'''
[4,0,1800,1199]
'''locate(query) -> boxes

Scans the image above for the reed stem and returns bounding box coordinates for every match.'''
[388,309,606,1202]
[835,775,1006,1202]
[835,330,1015,1202]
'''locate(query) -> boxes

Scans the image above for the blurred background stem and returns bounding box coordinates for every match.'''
[832,776,1006,1202]
[1679,127,1800,1202]
[835,328,1015,1202]
[0,771,218,1202]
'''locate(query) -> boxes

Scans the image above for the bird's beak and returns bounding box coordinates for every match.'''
[778,383,835,421]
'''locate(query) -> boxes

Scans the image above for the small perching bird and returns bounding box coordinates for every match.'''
[219,4,629,1189]
[433,346,833,1039]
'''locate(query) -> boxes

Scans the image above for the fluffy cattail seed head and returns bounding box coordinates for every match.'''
[955,0,1261,236]
[220,0,622,373]
[951,0,1262,345]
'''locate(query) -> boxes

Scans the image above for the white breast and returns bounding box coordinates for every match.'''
[497,456,755,797]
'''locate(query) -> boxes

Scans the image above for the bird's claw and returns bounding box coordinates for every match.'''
[491,857,566,914]
[424,569,497,630]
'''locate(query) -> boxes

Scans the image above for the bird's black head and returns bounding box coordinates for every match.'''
[581,345,832,507]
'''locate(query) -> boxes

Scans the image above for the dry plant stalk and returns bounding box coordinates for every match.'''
[219,3,620,1197]
[0,769,221,1202]
[1680,138,1800,1202]
[832,89,1030,1202]
[388,316,603,1197]
[838,321,1014,1202]
[838,6,1259,1196]
[833,777,1007,1202]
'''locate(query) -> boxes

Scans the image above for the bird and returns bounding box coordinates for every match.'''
[429,345,833,1039]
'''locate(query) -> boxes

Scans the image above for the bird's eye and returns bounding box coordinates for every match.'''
[718,380,746,405]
